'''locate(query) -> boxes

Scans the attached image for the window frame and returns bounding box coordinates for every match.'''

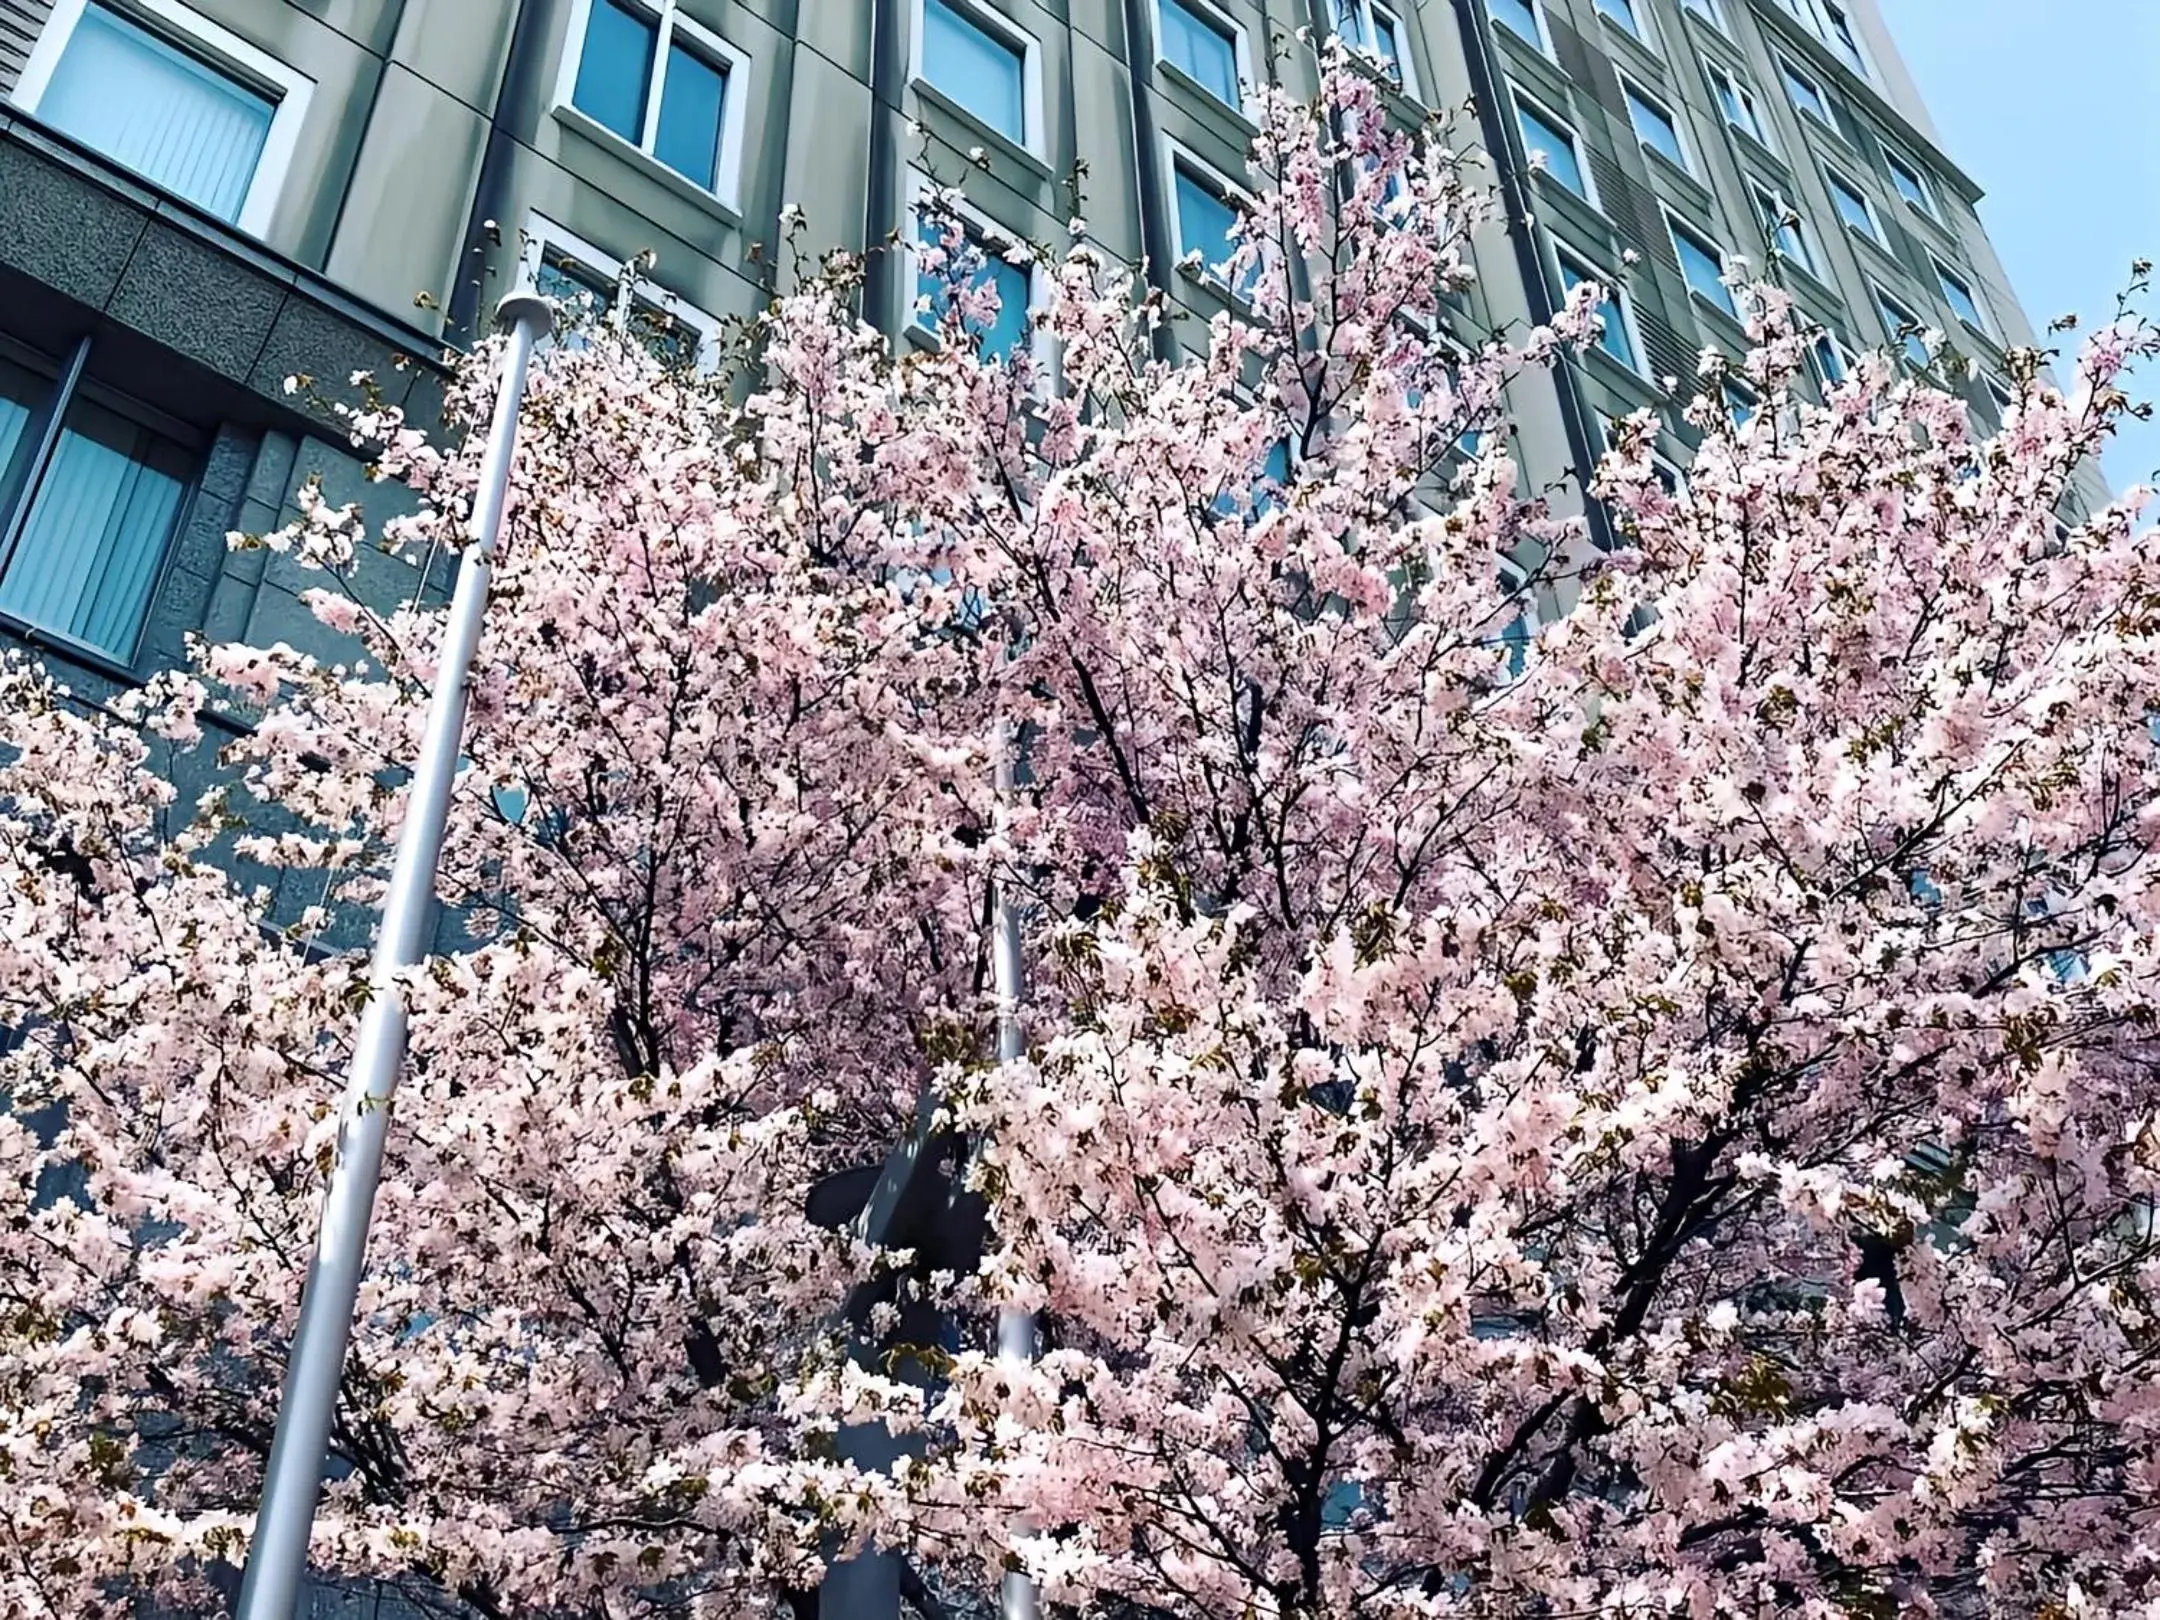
[1508,81,1599,210]
[1162,135,1259,302]
[1664,207,1739,322]
[1151,0,1254,116]
[517,212,722,374]
[1618,70,1693,177]
[901,174,1053,371]
[1678,0,1728,32]
[1484,0,1553,58]
[1807,328,1854,393]
[1331,0,1421,101]
[1822,160,1885,246]
[908,0,1047,161]
[0,333,203,673]
[1882,145,1939,222]
[1776,53,1834,130]
[1701,57,1774,153]
[551,0,753,211]
[1591,0,1659,50]
[1931,256,1992,340]
[1553,239,1646,379]
[1872,280,1932,369]
[14,0,315,237]
[1747,178,1819,280]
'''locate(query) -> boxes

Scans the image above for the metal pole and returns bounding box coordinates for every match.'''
[236,291,553,1620]
[992,729,1041,1620]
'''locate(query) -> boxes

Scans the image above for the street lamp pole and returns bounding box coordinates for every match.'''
[235,291,553,1620]
[992,728,1040,1620]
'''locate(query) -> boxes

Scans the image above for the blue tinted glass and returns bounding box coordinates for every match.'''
[1627,90,1684,169]
[1829,175,1876,238]
[1593,0,1642,34]
[917,219,1031,360]
[1488,0,1542,46]
[1160,0,1239,104]
[1558,257,1634,369]
[923,0,1026,142]
[1175,168,1241,281]
[573,0,656,142]
[1940,272,1985,330]
[655,42,726,189]
[1516,102,1586,197]
[1672,225,1734,316]
[1783,64,1828,120]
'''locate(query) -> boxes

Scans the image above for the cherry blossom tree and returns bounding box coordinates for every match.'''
[3,38,2157,1620]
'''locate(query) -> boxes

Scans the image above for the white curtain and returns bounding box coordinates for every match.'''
[40,4,274,223]
[0,399,188,661]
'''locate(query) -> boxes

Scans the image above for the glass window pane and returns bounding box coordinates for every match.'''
[1887,154,1931,213]
[1593,0,1642,36]
[1829,174,1877,239]
[1488,0,1542,47]
[1782,63,1827,121]
[1559,256,1635,370]
[923,0,1026,144]
[573,0,657,143]
[655,41,726,189]
[1160,0,1239,105]
[1879,294,1929,366]
[40,4,274,224]
[1626,88,1684,168]
[916,220,1031,361]
[1672,224,1734,316]
[0,359,49,516]
[1516,102,1586,197]
[1175,168,1241,280]
[1939,270,1985,331]
[0,399,192,661]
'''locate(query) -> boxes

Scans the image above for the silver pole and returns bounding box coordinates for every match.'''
[992,730,1041,1620]
[236,292,553,1620]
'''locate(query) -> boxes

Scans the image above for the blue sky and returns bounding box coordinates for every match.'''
[1877,0,2159,492]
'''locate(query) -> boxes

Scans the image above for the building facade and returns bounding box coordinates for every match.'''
[0,0,2100,1614]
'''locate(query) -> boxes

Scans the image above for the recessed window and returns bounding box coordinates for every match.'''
[1593,0,1652,42]
[1623,79,1688,172]
[1819,0,1869,76]
[521,215,718,371]
[1723,379,1757,428]
[918,0,1036,151]
[0,343,197,665]
[560,0,750,204]
[1168,150,1253,296]
[1514,91,1592,203]
[1705,60,1772,150]
[1884,147,1937,219]
[1779,57,1831,125]
[1334,0,1417,96]
[1556,245,1641,374]
[1808,330,1850,390]
[1680,0,1727,29]
[1157,0,1243,109]
[1668,215,1736,319]
[1824,165,1882,243]
[1750,182,1816,278]
[16,0,313,234]
[1983,375,2017,417]
[1934,260,1990,337]
[913,206,1037,362]
[1214,439,1293,517]
[1875,285,1931,368]
[1486,0,1548,53]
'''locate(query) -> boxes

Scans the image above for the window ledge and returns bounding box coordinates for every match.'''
[909,78,1054,181]
[1155,56,1257,131]
[1593,14,1667,70]
[551,103,745,230]
[1639,144,1712,204]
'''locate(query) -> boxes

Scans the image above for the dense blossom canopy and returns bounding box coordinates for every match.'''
[3,44,2158,1620]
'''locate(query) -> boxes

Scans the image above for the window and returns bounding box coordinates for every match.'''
[1668,215,1736,319]
[1704,61,1772,150]
[1723,379,1757,428]
[1333,0,1417,97]
[1808,330,1850,390]
[1593,0,1652,43]
[520,215,719,371]
[1875,285,1931,368]
[14,0,313,234]
[1779,56,1831,126]
[915,0,1039,152]
[1934,260,1990,337]
[1623,78,1689,172]
[1984,374,2018,417]
[1168,148,1253,296]
[1825,165,1882,243]
[1750,182,1816,277]
[1819,0,1869,76]
[1156,0,1244,109]
[1680,0,1727,28]
[912,203,1037,362]
[1214,439,1293,517]
[557,0,750,205]
[0,340,197,665]
[1884,148,1937,219]
[1513,91,1593,203]
[1486,0,1548,54]
[1556,245,1641,374]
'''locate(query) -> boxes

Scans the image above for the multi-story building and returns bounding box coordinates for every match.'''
[0,0,2101,1614]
